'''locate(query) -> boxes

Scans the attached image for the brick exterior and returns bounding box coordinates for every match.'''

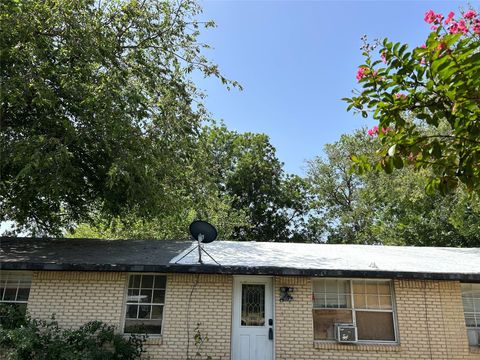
[153,273,232,360]
[26,271,232,360]
[28,271,126,328]
[275,277,479,360]
[6,270,479,359]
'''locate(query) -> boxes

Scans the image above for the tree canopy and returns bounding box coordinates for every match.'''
[71,125,311,242]
[3,1,479,247]
[344,8,480,194]
[0,0,239,235]
[200,125,310,242]
[306,129,480,247]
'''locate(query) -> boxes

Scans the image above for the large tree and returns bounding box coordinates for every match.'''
[71,125,311,241]
[306,129,480,247]
[344,7,480,193]
[0,0,239,235]
[200,125,311,242]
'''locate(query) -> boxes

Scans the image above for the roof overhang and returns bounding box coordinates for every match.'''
[2,261,479,282]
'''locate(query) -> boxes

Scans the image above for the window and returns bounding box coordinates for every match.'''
[124,274,166,335]
[461,283,480,346]
[0,271,32,315]
[312,279,396,342]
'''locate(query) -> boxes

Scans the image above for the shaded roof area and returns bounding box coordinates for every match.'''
[0,237,192,272]
[1,237,480,281]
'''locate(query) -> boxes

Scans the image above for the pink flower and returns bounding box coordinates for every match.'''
[420,44,427,49]
[445,11,455,24]
[458,19,468,33]
[424,10,436,24]
[395,93,407,100]
[367,126,379,137]
[356,67,367,81]
[437,43,446,51]
[381,127,391,135]
[430,25,438,31]
[420,57,427,65]
[381,52,387,64]
[464,10,477,19]
[425,10,444,24]
[473,20,480,34]
[449,21,459,34]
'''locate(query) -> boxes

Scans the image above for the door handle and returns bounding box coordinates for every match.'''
[268,327,273,340]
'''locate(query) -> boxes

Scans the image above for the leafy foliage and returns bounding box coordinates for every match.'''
[0,304,28,330]
[187,323,212,360]
[200,125,311,242]
[344,8,480,193]
[0,305,145,360]
[69,197,248,241]
[70,125,311,242]
[0,0,239,235]
[306,129,480,246]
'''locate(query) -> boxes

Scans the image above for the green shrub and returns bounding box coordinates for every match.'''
[0,304,146,360]
[0,304,28,330]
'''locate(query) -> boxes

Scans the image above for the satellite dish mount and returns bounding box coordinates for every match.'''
[175,221,220,265]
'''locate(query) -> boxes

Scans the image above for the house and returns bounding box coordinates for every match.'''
[1,236,479,360]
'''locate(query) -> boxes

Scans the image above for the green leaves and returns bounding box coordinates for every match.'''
[345,8,480,194]
[393,155,404,170]
[307,129,480,246]
[70,125,311,242]
[199,125,311,242]
[0,0,239,235]
[0,307,146,359]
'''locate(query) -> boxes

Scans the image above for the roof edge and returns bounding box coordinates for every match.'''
[2,262,479,282]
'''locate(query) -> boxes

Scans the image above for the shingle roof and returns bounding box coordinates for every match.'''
[1,237,479,281]
[0,237,192,272]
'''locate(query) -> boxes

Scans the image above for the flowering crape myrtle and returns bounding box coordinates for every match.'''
[344,8,480,194]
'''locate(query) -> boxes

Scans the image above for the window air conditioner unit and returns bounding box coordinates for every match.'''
[335,324,357,343]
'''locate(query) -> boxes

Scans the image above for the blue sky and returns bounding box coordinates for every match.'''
[194,0,474,175]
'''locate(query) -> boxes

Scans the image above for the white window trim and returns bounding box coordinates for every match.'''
[461,283,480,347]
[311,278,399,345]
[122,273,167,337]
[0,271,32,306]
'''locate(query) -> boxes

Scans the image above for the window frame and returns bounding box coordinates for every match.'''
[0,271,32,307]
[461,282,480,347]
[122,273,167,337]
[312,278,399,344]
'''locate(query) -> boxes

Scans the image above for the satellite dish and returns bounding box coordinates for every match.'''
[189,220,217,244]
[176,220,220,265]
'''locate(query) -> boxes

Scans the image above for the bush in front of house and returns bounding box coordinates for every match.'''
[0,304,146,360]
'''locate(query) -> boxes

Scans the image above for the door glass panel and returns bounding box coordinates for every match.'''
[241,284,265,326]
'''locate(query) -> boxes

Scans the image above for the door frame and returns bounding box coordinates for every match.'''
[231,275,275,360]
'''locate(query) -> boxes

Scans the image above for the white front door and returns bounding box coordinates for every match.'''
[232,276,274,360]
